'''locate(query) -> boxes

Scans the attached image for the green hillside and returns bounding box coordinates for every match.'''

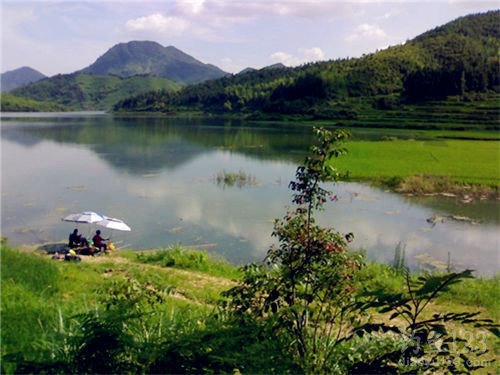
[12,73,181,110]
[0,93,72,112]
[114,11,500,128]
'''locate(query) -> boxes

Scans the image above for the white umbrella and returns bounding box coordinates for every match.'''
[96,215,131,231]
[62,211,104,224]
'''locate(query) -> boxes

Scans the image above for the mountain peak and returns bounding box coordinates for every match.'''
[1,66,46,92]
[81,41,228,84]
[262,63,286,70]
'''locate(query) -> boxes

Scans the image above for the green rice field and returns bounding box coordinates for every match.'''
[335,138,500,187]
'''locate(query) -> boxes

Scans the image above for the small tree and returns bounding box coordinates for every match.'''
[222,127,363,371]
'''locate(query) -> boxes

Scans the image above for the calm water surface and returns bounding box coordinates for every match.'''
[1,113,499,275]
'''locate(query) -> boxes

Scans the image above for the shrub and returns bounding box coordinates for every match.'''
[353,269,499,373]
[222,127,365,372]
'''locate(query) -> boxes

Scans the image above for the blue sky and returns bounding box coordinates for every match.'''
[2,1,498,76]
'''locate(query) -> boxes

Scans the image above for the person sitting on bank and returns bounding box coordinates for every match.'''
[68,229,89,249]
[92,230,108,252]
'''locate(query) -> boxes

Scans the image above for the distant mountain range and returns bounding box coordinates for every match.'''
[114,11,500,123]
[1,67,46,92]
[80,41,228,84]
[6,12,500,114]
[7,41,228,110]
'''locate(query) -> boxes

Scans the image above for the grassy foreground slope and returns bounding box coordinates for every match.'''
[0,93,72,112]
[2,244,499,374]
[11,73,182,110]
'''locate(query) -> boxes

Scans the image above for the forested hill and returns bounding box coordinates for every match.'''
[114,11,500,121]
[11,73,181,110]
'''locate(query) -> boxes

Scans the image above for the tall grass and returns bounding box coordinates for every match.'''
[1,246,62,295]
[1,247,64,371]
[2,245,498,374]
[0,246,285,374]
[1,245,222,374]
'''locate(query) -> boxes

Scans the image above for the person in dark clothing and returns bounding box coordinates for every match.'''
[92,230,108,252]
[69,229,88,248]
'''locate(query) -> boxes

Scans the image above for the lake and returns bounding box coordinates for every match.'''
[1,113,499,275]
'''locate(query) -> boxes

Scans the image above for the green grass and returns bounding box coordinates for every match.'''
[358,262,500,371]
[0,245,227,373]
[359,262,500,319]
[2,244,498,374]
[124,245,242,279]
[334,138,500,187]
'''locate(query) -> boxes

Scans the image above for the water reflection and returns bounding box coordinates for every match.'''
[1,114,499,275]
[3,117,313,174]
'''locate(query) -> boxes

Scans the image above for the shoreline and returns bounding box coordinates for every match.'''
[356,174,500,202]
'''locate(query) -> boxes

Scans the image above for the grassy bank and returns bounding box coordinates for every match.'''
[1,245,239,373]
[2,244,498,374]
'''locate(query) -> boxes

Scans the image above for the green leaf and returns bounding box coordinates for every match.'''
[488,327,500,339]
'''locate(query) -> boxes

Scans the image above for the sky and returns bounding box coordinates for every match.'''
[1,0,498,76]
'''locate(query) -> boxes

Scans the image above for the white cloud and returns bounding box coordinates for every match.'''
[2,7,37,27]
[125,13,189,35]
[219,57,244,74]
[124,12,219,41]
[300,47,326,61]
[123,1,391,45]
[176,0,206,15]
[380,9,403,19]
[269,47,326,67]
[121,0,361,33]
[200,0,357,20]
[345,23,389,42]
[270,51,298,66]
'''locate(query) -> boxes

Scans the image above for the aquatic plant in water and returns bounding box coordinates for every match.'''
[215,170,259,188]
